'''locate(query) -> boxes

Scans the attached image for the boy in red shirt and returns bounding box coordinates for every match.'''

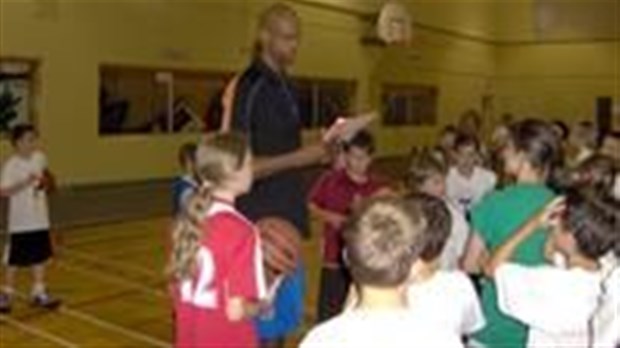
[308,131,387,323]
[168,133,266,348]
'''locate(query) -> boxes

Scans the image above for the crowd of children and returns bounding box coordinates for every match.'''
[159,112,618,348]
[301,116,619,348]
[1,118,618,347]
[1,112,619,348]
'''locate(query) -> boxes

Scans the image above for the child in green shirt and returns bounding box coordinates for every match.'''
[462,119,561,348]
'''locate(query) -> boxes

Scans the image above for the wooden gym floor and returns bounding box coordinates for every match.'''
[0,217,324,348]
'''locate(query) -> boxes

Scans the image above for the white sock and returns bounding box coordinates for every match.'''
[31,283,46,297]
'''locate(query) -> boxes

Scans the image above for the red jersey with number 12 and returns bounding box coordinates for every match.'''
[174,199,266,348]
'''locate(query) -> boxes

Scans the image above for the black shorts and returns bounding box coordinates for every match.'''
[4,230,53,267]
[316,266,351,324]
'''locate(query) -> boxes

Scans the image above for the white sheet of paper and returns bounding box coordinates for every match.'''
[323,112,376,143]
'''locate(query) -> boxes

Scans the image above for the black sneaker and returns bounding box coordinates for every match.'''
[31,293,61,310]
[0,293,11,314]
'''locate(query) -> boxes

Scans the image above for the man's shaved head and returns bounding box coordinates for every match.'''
[257,3,300,70]
[258,3,299,32]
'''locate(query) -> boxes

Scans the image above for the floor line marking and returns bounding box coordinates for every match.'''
[11,291,171,348]
[60,247,162,278]
[58,307,171,348]
[0,314,80,348]
[61,229,158,249]
[102,242,162,259]
[57,261,168,299]
[71,287,165,309]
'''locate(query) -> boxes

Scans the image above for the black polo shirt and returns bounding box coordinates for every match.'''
[231,59,308,237]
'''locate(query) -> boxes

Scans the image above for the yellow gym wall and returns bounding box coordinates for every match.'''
[492,0,619,126]
[0,1,253,186]
[495,42,618,124]
[0,0,375,185]
[0,0,617,186]
[297,0,497,153]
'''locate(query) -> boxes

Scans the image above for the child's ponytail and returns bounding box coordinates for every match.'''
[167,182,214,280]
[166,132,249,281]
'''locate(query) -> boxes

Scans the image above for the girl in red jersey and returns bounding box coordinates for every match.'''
[168,132,266,348]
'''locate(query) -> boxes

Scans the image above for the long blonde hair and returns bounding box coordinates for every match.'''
[167,132,249,280]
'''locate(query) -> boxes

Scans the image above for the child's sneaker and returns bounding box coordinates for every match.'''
[0,293,11,314]
[31,293,61,310]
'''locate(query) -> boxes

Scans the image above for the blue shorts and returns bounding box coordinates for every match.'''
[255,264,305,340]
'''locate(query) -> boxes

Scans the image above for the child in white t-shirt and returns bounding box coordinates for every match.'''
[407,149,470,270]
[446,134,497,213]
[299,198,463,348]
[404,192,485,337]
[486,190,620,348]
[0,124,61,313]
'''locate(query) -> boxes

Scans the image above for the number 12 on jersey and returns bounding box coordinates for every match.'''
[180,247,217,308]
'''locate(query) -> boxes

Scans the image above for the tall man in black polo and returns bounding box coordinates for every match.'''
[232,5,322,237]
[229,4,325,348]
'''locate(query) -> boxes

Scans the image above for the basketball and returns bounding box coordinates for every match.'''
[256,217,302,278]
[37,169,57,194]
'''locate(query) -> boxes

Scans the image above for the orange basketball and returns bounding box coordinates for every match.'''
[37,169,57,194]
[256,217,301,278]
